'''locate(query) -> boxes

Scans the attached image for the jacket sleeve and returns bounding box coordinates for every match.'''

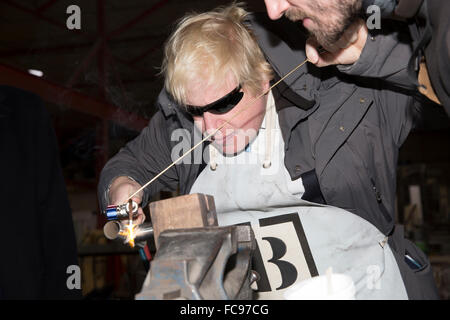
[337,21,417,91]
[97,110,179,212]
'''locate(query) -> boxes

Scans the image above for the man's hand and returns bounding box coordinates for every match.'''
[305,19,368,67]
[108,176,146,225]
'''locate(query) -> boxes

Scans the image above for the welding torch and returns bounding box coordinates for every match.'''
[103,200,154,262]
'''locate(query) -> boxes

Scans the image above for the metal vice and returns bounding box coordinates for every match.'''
[136,225,256,300]
[135,194,257,300]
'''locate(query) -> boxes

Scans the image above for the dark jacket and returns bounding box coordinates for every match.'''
[0,86,81,299]
[398,0,450,114]
[364,0,450,113]
[98,15,438,299]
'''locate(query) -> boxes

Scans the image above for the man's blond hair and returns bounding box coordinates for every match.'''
[161,3,273,106]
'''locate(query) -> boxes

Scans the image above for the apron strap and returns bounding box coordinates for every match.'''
[300,169,326,204]
[263,91,276,169]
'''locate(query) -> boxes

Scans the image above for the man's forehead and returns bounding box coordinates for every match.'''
[186,73,238,102]
[186,83,233,106]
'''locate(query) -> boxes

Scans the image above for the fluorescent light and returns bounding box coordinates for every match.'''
[28,69,44,77]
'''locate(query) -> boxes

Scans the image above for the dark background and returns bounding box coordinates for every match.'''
[0,0,448,299]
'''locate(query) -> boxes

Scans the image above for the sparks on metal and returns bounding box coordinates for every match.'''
[119,220,137,247]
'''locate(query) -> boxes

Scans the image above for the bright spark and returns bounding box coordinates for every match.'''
[119,220,137,248]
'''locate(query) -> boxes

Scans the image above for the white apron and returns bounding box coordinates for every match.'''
[189,91,408,300]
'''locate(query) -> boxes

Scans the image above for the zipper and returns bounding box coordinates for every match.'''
[370,178,392,223]
[370,178,382,203]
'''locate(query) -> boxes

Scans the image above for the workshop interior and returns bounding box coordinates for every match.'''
[0,0,449,300]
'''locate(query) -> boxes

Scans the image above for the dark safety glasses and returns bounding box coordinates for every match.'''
[185,84,244,116]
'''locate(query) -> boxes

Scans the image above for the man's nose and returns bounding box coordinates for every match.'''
[264,0,290,20]
[202,112,219,135]
[203,112,227,138]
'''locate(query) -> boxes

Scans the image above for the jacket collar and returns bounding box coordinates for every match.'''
[157,88,195,132]
[157,88,176,118]
[395,0,424,18]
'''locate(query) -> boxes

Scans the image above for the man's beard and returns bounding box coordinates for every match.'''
[285,0,362,48]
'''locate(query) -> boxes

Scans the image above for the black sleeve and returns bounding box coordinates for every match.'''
[337,21,417,92]
[97,110,179,212]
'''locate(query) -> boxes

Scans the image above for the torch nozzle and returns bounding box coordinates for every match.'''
[103,221,154,246]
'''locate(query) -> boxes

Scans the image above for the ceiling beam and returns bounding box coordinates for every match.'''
[1,0,91,40]
[0,34,166,58]
[66,40,103,88]
[107,0,169,39]
[0,63,148,131]
[36,0,59,13]
[0,0,167,78]
[128,44,160,66]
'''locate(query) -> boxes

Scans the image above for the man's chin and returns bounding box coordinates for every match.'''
[213,142,246,157]
[221,146,242,157]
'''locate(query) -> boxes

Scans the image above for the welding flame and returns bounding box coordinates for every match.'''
[119,220,137,248]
